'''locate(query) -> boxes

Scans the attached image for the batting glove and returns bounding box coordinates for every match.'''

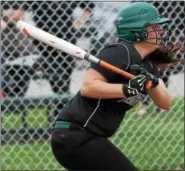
[122,74,149,97]
[130,65,159,89]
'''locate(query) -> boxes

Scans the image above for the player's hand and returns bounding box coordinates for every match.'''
[122,74,149,97]
[130,65,159,89]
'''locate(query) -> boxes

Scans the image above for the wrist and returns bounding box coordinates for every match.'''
[122,84,129,97]
[151,77,159,88]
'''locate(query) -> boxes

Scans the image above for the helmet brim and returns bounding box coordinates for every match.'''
[149,17,170,24]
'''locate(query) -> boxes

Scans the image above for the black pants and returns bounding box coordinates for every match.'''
[51,128,138,171]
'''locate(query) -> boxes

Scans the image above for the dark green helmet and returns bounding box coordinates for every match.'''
[115,2,170,42]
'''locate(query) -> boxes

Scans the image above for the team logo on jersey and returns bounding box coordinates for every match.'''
[117,93,144,106]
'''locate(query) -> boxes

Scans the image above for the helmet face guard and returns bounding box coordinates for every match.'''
[141,16,171,47]
[116,15,171,48]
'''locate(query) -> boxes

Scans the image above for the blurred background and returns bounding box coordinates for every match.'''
[1,1,184,170]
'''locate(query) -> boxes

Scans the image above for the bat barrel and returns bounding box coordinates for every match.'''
[16,21,152,89]
[16,20,87,60]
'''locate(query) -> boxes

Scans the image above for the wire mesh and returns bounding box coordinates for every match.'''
[1,1,184,170]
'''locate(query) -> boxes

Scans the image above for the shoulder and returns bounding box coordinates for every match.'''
[101,42,130,52]
[97,43,130,65]
[97,42,130,61]
[90,42,131,79]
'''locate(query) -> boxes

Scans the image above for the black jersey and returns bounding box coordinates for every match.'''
[57,40,160,137]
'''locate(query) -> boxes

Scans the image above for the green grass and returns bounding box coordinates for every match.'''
[2,142,62,170]
[1,98,184,170]
[2,107,51,129]
[112,99,184,170]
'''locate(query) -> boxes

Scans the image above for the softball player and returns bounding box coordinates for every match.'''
[51,2,181,170]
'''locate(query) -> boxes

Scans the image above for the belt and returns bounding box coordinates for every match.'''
[54,121,71,129]
[54,121,84,130]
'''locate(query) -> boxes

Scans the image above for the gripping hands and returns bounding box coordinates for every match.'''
[122,65,159,97]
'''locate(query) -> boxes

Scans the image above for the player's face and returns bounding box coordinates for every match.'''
[146,24,164,46]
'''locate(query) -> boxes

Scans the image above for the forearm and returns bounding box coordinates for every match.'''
[148,79,171,110]
[80,80,125,99]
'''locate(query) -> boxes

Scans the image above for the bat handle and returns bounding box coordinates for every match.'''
[146,81,153,89]
[99,60,153,89]
[99,60,134,79]
[89,59,153,90]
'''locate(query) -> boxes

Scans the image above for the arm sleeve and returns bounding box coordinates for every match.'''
[90,44,130,81]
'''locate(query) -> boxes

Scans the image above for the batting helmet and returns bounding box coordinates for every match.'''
[115,2,170,43]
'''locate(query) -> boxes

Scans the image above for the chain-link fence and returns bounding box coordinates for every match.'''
[1,1,184,170]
